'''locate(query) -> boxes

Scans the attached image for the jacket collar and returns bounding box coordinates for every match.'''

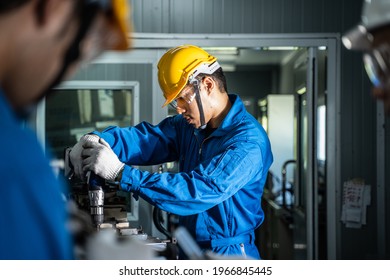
[195,94,246,137]
[0,88,18,125]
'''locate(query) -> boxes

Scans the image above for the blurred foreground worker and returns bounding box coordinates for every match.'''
[343,0,390,114]
[70,45,273,259]
[0,0,131,259]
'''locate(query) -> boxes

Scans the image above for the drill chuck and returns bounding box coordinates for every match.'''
[87,172,105,227]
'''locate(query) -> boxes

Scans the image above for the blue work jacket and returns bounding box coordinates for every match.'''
[0,90,73,259]
[94,94,273,259]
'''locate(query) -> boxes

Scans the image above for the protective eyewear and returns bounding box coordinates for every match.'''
[42,0,131,98]
[169,88,197,110]
[78,0,131,63]
[363,43,390,88]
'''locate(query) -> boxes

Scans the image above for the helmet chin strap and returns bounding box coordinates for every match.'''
[192,82,207,130]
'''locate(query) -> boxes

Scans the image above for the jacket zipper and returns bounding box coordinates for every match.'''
[195,133,211,159]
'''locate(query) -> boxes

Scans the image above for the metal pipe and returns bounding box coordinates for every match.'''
[281,159,296,209]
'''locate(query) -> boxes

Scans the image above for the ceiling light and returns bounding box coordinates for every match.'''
[262,46,299,51]
[203,47,239,55]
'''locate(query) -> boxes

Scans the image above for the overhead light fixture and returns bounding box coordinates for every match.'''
[203,47,239,55]
[262,46,299,51]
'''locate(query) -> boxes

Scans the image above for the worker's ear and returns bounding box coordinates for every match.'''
[201,76,215,96]
[33,0,75,35]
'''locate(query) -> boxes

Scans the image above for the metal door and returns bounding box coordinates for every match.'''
[293,47,328,259]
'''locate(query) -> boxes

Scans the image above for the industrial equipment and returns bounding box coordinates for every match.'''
[64,148,175,259]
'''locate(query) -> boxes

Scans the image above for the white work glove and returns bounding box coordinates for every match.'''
[69,134,100,179]
[82,138,125,181]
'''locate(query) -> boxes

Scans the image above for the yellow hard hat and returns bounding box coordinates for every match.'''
[157,45,220,107]
[110,0,132,50]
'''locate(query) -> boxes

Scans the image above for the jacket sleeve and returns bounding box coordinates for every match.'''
[119,140,267,216]
[91,116,180,166]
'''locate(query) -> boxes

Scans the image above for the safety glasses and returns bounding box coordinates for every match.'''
[43,0,131,97]
[363,43,390,88]
[79,13,120,62]
[78,0,131,63]
[169,87,197,110]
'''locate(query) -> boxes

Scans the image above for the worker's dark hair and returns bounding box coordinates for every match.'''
[0,0,46,23]
[196,68,228,93]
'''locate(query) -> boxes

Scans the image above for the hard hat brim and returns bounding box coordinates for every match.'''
[162,85,185,107]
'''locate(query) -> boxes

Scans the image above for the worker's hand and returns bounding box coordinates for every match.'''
[82,138,125,181]
[69,134,100,179]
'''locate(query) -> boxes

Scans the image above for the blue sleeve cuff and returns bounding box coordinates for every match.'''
[90,129,115,147]
[119,165,140,194]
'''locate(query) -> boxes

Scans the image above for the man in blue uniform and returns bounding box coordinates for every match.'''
[71,45,273,259]
[0,0,131,259]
